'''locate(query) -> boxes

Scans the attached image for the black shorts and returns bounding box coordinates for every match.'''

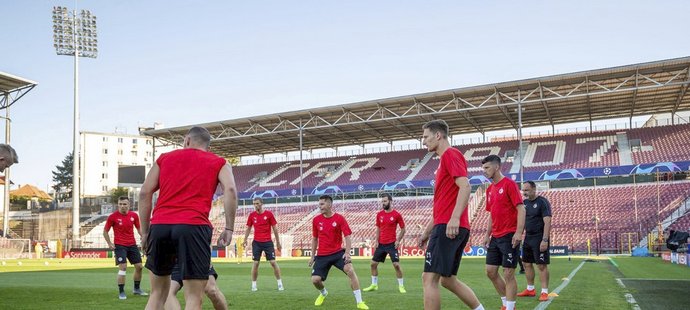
[486,233,520,268]
[522,234,550,265]
[114,245,142,266]
[372,242,400,263]
[252,240,276,261]
[311,249,347,281]
[145,224,212,280]
[171,264,218,286]
[423,224,469,277]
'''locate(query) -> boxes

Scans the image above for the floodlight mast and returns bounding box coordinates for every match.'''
[52,5,98,247]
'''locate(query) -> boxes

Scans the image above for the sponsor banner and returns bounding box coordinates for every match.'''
[687,254,690,267]
[549,246,569,256]
[661,251,671,262]
[63,250,108,259]
[399,247,428,257]
[678,253,687,266]
[671,253,679,264]
[463,246,488,257]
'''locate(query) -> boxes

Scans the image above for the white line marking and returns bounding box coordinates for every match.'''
[616,278,641,310]
[534,261,585,310]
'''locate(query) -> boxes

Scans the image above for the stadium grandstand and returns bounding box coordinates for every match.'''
[81,57,690,256]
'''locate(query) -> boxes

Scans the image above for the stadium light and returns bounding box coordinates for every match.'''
[52,5,98,247]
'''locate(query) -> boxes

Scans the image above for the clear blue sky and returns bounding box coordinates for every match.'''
[1,0,689,190]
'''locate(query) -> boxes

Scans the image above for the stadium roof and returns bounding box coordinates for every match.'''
[0,72,38,110]
[145,56,690,158]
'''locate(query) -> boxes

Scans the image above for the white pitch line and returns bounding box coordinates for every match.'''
[616,278,641,310]
[534,260,585,310]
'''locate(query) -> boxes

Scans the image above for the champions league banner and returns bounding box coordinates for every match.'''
[240,161,690,199]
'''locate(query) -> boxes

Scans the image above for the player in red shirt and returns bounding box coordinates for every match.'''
[103,196,147,300]
[362,193,407,293]
[309,195,368,310]
[418,120,484,310]
[481,155,526,310]
[139,127,239,310]
[242,197,284,291]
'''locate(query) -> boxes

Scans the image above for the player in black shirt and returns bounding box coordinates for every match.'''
[517,181,552,302]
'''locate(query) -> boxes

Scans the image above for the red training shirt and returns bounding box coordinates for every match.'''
[105,211,140,246]
[247,210,277,242]
[433,147,471,229]
[485,177,523,238]
[376,210,405,244]
[312,213,351,256]
[152,149,227,226]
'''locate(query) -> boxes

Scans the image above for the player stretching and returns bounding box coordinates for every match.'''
[309,195,369,310]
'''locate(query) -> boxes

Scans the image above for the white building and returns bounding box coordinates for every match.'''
[79,129,177,197]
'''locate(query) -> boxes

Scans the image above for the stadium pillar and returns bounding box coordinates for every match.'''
[518,100,524,183]
[2,106,10,237]
[71,12,82,248]
[299,119,304,202]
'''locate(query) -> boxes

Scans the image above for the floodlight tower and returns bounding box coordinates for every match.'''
[52,5,98,246]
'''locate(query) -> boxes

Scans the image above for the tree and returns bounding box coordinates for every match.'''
[52,152,73,197]
[109,187,129,204]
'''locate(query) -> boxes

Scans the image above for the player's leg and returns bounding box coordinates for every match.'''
[266,242,283,290]
[147,273,172,310]
[117,262,128,299]
[340,256,368,310]
[251,241,261,291]
[363,260,379,291]
[204,275,228,310]
[144,224,176,309]
[163,280,182,310]
[422,225,444,309]
[175,224,212,310]
[437,227,483,309]
[440,276,483,309]
[518,239,537,297]
[182,279,208,310]
[129,245,147,295]
[422,272,441,310]
[390,245,405,293]
[114,245,128,299]
[311,255,331,306]
[501,234,520,310]
[537,264,550,301]
[486,236,506,308]
[268,259,284,290]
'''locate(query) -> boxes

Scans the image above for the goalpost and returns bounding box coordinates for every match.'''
[0,238,32,259]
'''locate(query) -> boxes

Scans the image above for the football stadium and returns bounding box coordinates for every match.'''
[3,56,690,309]
[3,3,690,310]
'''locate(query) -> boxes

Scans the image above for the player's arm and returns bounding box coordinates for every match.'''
[103,221,114,249]
[308,236,318,267]
[343,234,353,264]
[396,226,406,249]
[373,227,380,249]
[218,163,239,247]
[541,216,552,252]
[243,224,252,248]
[483,217,492,248]
[418,220,434,248]
[272,224,282,250]
[138,163,160,252]
[446,176,471,238]
[513,203,526,248]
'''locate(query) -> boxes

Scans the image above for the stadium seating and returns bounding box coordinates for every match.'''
[233,124,690,194]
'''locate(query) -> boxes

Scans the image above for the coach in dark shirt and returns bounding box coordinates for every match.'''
[516,181,552,302]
